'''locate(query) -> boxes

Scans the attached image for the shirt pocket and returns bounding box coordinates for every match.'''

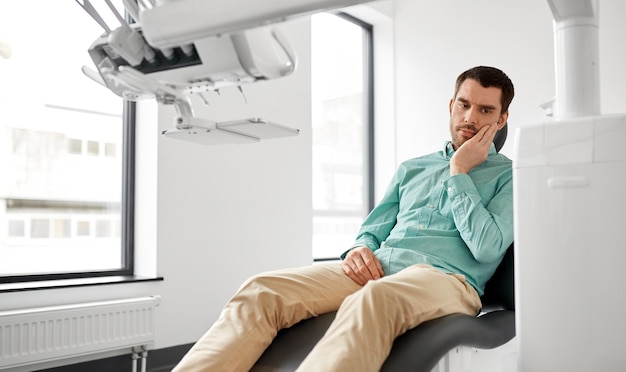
[437,184,453,218]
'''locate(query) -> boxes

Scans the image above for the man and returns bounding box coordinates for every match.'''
[173,66,515,372]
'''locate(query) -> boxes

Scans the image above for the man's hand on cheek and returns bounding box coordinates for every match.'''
[450,123,498,175]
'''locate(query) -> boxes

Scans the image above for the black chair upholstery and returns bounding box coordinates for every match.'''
[493,122,507,153]
[381,243,515,371]
[251,244,515,372]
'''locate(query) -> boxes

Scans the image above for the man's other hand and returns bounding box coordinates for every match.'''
[341,247,384,286]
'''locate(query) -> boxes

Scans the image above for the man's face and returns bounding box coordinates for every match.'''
[449,78,508,150]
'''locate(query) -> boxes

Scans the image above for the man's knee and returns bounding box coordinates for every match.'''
[238,272,284,300]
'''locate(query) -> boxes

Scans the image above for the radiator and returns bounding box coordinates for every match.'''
[0,296,160,370]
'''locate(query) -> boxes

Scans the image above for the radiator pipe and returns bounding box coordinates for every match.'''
[141,348,148,372]
[131,350,138,372]
[131,345,147,372]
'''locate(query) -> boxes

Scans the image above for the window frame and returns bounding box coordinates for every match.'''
[0,100,136,285]
[0,4,138,285]
[336,12,375,213]
[312,12,375,262]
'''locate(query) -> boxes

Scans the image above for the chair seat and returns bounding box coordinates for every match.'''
[251,309,515,372]
[252,245,516,371]
[381,310,515,371]
[251,312,335,371]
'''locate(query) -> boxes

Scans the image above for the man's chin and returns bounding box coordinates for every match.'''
[454,133,474,147]
[454,135,469,146]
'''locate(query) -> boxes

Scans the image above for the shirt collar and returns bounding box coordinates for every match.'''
[444,141,454,159]
[443,141,497,159]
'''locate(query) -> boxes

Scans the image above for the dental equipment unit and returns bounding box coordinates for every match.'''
[76,0,370,145]
[514,0,626,371]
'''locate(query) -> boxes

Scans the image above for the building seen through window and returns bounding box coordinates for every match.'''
[0,0,129,278]
[312,13,373,260]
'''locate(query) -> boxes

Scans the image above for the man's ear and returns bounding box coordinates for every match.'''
[497,111,509,130]
[449,98,454,114]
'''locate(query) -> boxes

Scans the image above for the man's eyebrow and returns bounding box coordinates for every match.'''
[456,97,497,111]
[478,104,498,111]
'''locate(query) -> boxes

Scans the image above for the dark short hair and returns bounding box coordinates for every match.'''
[454,66,515,114]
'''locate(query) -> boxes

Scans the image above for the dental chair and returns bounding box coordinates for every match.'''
[251,124,514,372]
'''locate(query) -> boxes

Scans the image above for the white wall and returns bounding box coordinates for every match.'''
[394,0,553,161]
[151,18,313,348]
[393,0,626,163]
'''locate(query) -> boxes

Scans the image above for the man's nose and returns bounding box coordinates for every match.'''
[464,109,479,124]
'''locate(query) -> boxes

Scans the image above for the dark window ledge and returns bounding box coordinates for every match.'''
[0,275,163,293]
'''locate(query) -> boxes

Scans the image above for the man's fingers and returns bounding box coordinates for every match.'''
[342,247,384,285]
[486,122,499,140]
[353,252,379,282]
[342,261,367,285]
[476,122,497,143]
[352,258,371,283]
[341,255,367,285]
[487,122,499,141]
[361,252,382,280]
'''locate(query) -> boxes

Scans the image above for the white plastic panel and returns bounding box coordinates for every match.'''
[162,126,259,145]
[431,338,518,372]
[544,117,594,165]
[217,119,300,140]
[593,114,626,162]
[139,0,370,48]
[514,114,626,168]
[513,124,546,168]
[514,116,626,372]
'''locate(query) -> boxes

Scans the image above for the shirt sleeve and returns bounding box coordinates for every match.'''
[340,166,402,260]
[444,172,514,263]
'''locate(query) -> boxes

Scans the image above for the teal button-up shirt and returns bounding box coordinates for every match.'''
[344,141,514,295]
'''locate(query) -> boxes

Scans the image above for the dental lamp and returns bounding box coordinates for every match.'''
[77,0,369,145]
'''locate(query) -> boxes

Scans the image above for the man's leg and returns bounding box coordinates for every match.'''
[172,263,361,372]
[297,264,482,372]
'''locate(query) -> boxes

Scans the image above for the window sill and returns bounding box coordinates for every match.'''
[0,275,163,293]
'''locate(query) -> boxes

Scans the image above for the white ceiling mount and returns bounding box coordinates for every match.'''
[547,0,600,120]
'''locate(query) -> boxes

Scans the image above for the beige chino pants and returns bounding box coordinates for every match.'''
[172,263,482,372]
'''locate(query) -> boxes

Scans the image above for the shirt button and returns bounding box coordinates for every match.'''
[418,224,424,229]
[447,186,452,192]
[428,204,434,208]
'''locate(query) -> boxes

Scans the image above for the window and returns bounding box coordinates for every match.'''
[312,13,374,260]
[0,1,134,280]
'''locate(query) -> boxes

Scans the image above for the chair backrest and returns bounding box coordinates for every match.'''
[480,243,515,311]
[481,122,512,309]
[493,122,508,152]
